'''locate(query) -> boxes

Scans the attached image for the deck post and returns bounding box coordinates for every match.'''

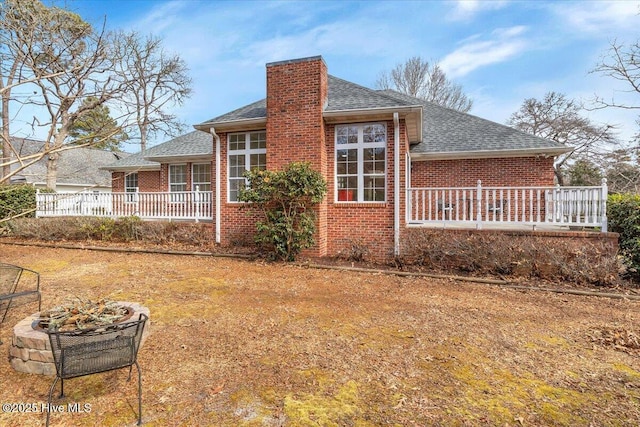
[476,180,482,230]
[35,189,41,218]
[195,185,200,223]
[601,178,608,233]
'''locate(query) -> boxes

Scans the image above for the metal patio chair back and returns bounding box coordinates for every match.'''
[0,263,41,344]
[46,313,148,426]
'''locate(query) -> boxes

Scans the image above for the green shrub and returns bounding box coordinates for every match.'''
[239,162,327,261]
[114,215,143,241]
[80,217,117,241]
[607,193,640,279]
[0,185,39,220]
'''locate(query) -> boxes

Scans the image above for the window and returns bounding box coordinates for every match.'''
[169,164,187,202]
[192,163,211,191]
[169,164,187,192]
[124,173,138,203]
[336,123,386,202]
[228,131,266,202]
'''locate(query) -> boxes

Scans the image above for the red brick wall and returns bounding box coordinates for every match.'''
[325,120,409,261]
[111,170,162,193]
[140,170,163,192]
[112,172,124,192]
[215,131,261,247]
[410,157,556,188]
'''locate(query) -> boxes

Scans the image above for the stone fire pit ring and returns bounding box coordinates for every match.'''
[9,302,150,375]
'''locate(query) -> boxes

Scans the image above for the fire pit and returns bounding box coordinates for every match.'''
[9,302,150,375]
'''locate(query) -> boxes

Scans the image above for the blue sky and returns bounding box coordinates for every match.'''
[16,0,640,151]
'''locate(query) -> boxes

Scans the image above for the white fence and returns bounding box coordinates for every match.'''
[36,189,213,222]
[406,180,608,231]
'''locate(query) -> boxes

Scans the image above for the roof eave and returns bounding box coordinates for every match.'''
[194,117,267,133]
[31,182,111,188]
[100,164,161,172]
[144,154,212,163]
[410,146,572,161]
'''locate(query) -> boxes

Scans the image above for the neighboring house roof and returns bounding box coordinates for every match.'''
[103,130,212,171]
[9,137,128,188]
[378,90,571,160]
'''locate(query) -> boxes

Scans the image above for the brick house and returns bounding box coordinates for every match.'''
[106,56,572,259]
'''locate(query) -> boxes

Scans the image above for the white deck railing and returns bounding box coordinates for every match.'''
[407,180,608,231]
[36,189,213,222]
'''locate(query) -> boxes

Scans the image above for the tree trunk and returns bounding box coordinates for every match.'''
[140,123,147,152]
[554,166,565,186]
[46,150,59,190]
[1,95,11,181]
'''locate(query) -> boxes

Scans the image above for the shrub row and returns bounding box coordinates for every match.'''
[5,216,215,248]
[398,229,621,286]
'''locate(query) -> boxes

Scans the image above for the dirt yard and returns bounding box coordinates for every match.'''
[0,243,639,426]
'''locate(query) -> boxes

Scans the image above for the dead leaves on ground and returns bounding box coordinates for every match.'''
[589,327,640,355]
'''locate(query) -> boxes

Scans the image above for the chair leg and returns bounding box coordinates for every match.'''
[135,361,142,425]
[60,379,64,398]
[46,376,59,427]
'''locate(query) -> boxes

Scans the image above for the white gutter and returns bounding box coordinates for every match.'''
[209,127,221,244]
[393,112,400,257]
[410,146,572,161]
[323,105,422,118]
[195,117,267,133]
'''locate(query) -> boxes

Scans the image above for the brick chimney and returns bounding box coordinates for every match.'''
[265,56,328,170]
[265,56,328,256]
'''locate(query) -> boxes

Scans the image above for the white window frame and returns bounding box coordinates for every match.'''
[124,172,138,204]
[192,163,211,192]
[169,164,188,202]
[227,130,267,202]
[335,123,387,203]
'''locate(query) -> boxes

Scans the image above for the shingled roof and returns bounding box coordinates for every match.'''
[9,138,128,187]
[198,75,418,125]
[104,130,212,171]
[378,90,570,158]
[196,74,569,159]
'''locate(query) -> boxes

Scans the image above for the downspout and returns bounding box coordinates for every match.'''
[393,112,400,257]
[209,127,221,244]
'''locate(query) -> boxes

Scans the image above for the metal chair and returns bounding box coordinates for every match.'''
[46,313,148,426]
[437,199,455,220]
[0,263,41,344]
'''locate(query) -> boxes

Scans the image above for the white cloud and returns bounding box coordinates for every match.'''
[440,26,528,78]
[241,19,397,66]
[448,0,510,21]
[130,1,188,34]
[551,1,640,35]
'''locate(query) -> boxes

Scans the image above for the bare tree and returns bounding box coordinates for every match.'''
[113,31,192,151]
[376,56,473,113]
[1,1,193,189]
[591,147,640,193]
[591,39,640,143]
[20,3,123,190]
[0,0,71,180]
[507,92,618,185]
